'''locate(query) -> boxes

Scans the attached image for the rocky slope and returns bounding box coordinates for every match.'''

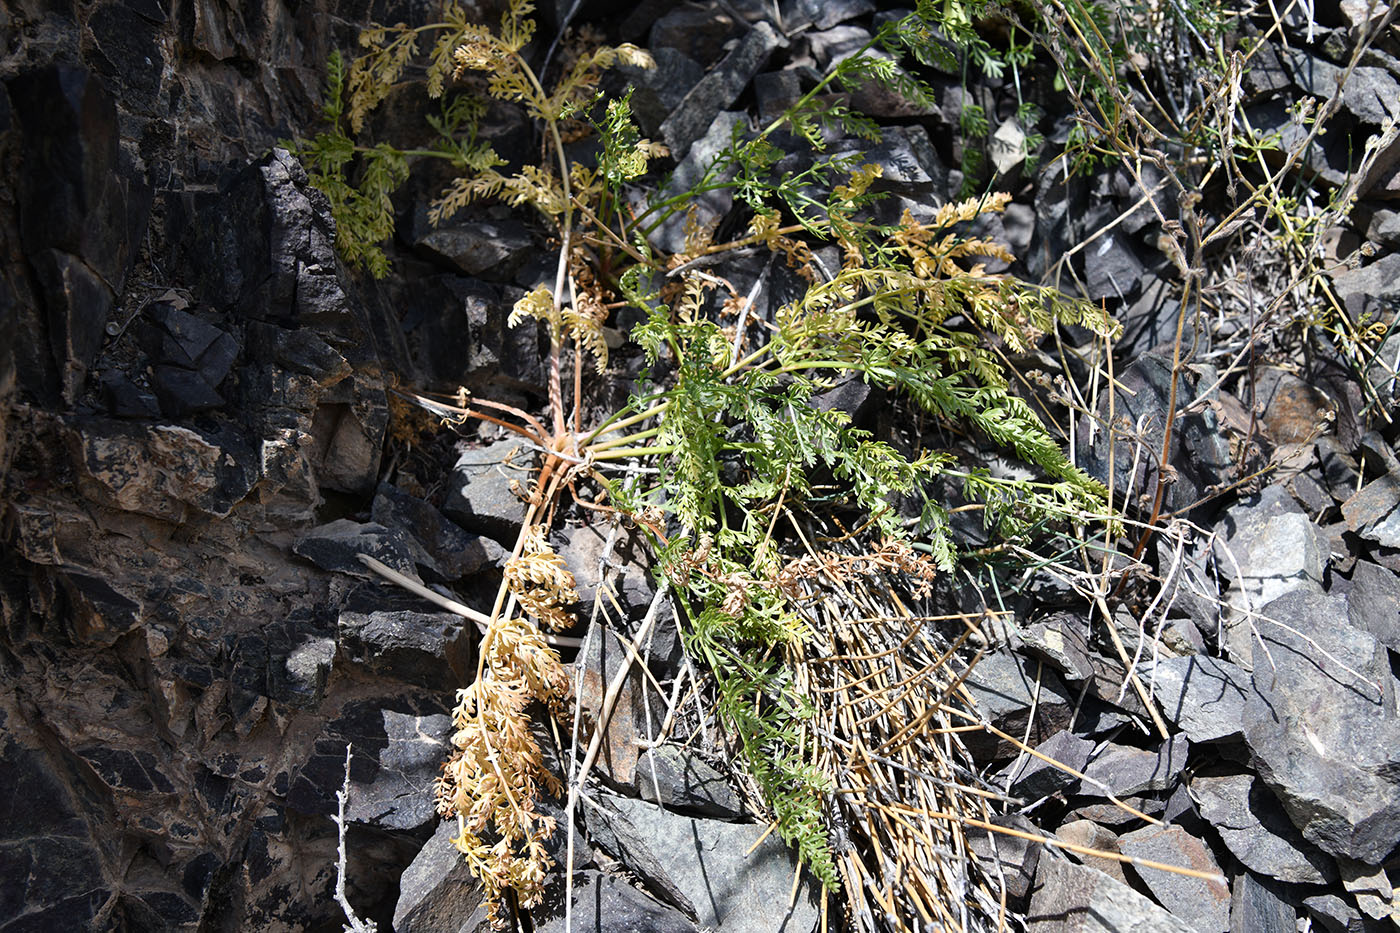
[2,0,1399,931]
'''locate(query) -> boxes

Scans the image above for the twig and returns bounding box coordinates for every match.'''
[332,745,378,933]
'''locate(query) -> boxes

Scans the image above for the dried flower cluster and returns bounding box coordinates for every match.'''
[433,526,577,927]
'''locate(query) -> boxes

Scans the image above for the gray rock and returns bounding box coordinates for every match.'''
[619,47,706,137]
[1083,230,1145,302]
[372,483,504,582]
[1019,613,1095,682]
[961,650,1075,760]
[345,710,453,831]
[1242,585,1400,864]
[989,117,1028,178]
[1144,655,1252,743]
[411,214,534,281]
[1078,349,1214,513]
[835,124,947,194]
[754,69,803,126]
[1342,474,1400,549]
[1191,772,1337,884]
[1027,857,1196,932]
[1214,486,1326,633]
[292,519,419,580]
[1117,824,1229,933]
[1366,209,1400,249]
[442,439,532,545]
[1331,253,1400,324]
[1078,734,1190,798]
[659,22,782,158]
[1347,561,1400,651]
[966,813,1042,904]
[581,793,698,917]
[631,744,745,820]
[394,820,491,933]
[337,585,474,690]
[532,869,699,933]
[1231,873,1299,933]
[1056,820,1126,883]
[649,1,746,67]
[288,696,452,823]
[1285,49,1400,126]
[998,730,1095,800]
[1364,332,1400,409]
[598,794,820,933]
[648,111,747,257]
[805,24,871,69]
[67,418,262,522]
[1302,892,1387,933]
[781,0,874,31]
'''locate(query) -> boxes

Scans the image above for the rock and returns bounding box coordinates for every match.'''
[337,585,475,690]
[287,696,449,822]
[1116,268,1182,358]
[1144,655,1252,743]
[1285,49,1400,126]
[1342,474,1400,548]
[372,483,504,582]
[8,66,151,402]
[659,22,782,157]
[649,1,746,67]
[1078,734,1190,798]
[67,417,261,522]
[597,794,820,933]
[1339,857,1400,923]
[442,438,532,545]
[1027,857,1195,932]
[1084,230,1145,303]
[581,793,698,917]
[557,523,662,626]
[805,25,871,69]
[1117,824,1229,933]
[1056,820,1126,883]
[344,710,453,831]
[835,124,947,194]
[629,744,744,819]
[961,650,1075,760]
[1242,584,1400,865]
[965,814,1042,904]
[754,68,803,125]
[1231,872,1299,933]
[1302,892,1387,933]
[1331,253,1400,323]
[532,869,699,933]
[997,730,1095,800]
[409,212,534,281]
[575,623,656,787]
[292,519,419,580]
[1249,366,1337,445]
[781,0,875,31]
[617,47,706,137]
[393,820,491,933]
[1366,208,1400,248]
[1078,349,1214,513]
[1192,771,1337,884]
[1365,332,1400,408]
[1213,485,1326,621]
[0,735,113,929]
[990,117,1028,178]
[1347,560,1400,650]
[649,110,747,256]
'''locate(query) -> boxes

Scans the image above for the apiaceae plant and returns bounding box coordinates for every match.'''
[293,0,1119,923]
